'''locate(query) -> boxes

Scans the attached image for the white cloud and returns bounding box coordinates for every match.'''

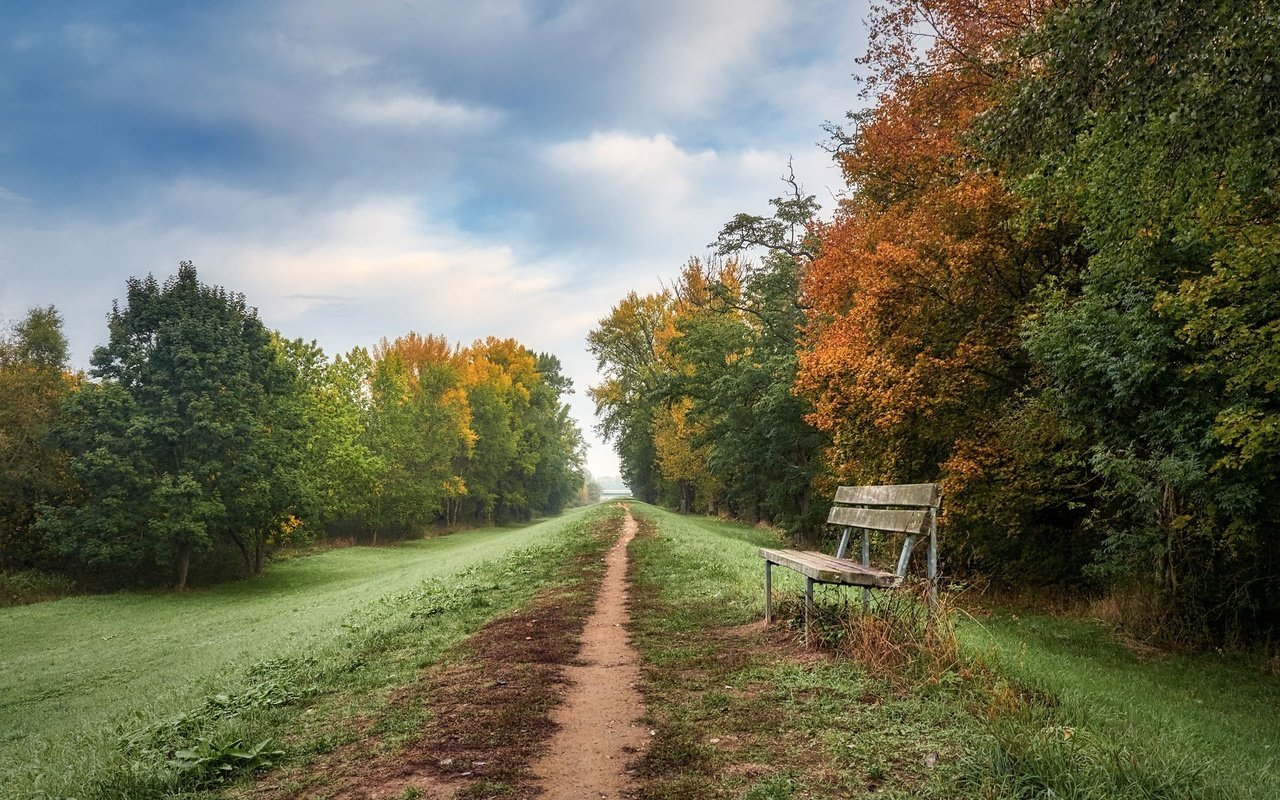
[545,131,716,190]
[535,129,824,268]
[338,92,504,129]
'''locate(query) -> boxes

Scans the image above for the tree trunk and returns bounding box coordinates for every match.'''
[174,542,192,592]
[229,534,252,575]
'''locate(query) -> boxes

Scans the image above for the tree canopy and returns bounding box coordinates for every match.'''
[3,264,588,590]
[589,0,1280,646]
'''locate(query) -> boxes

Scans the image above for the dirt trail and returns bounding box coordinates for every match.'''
[531,507,647,799]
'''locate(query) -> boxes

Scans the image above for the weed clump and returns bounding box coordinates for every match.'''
[0,568,78,606]
[775,580,961,681]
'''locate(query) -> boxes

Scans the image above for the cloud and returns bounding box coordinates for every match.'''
[533,129,827,272]
[544,131,716,194]
[0,0,879,479]
[0,186,30,204]
[337,92,504,129]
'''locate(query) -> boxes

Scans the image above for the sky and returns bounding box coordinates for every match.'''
[0,0,871,478]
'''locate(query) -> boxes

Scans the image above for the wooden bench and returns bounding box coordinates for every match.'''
[760,483,940,641]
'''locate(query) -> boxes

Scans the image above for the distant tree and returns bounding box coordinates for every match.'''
[0,307,77,569]
[278,338,381,532]
[367,333,472,539]
[525,353,586,517]
[39,263,307,589]
[588,292,669,503]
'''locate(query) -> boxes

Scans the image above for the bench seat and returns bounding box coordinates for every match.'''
[758,548,898,588]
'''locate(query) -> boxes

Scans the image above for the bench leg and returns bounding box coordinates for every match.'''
[764,560,773,624]
[804,578,814,647]
[862,531,871,614]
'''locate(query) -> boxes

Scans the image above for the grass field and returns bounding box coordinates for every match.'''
[628,504,1280,800]
[5,501,1276,799]
[0,506,600,799]
[960,613,1280,799]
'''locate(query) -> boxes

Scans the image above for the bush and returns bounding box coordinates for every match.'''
[0,569,77,606]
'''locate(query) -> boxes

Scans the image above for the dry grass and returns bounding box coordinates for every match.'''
[771,580,962,682]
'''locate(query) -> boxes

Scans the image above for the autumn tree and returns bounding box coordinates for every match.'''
[588,292,670,503]
[792,0,1104,583]
[0,307,77,569]
[365,333,472,540]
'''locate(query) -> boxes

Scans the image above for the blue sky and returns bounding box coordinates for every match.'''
[0,0,871,477]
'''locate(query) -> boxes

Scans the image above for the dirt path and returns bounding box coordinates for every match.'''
[531,507,647,799]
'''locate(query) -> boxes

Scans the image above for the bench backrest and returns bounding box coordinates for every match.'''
[828,483,940,581]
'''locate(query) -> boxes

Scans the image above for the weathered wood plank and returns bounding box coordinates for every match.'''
[834,483,940,508]
[827,505,929,535]
[758,548,899,588]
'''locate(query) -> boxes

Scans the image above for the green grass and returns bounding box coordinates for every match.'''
[628,504,1280,800]
[0,505,606,799]
[959,612,1280,799]
[627,505,987,799]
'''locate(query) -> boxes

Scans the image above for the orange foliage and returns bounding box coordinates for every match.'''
[797,0,1047,482]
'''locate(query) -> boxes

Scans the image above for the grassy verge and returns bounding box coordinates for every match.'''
[959,612,1280,799]
[627,504,1279,800]
[627,505,987,799]
[0,505,612,800]
[239,503,625,799]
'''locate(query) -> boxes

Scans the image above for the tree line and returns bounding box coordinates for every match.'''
[589,0,1279,646]
[1,263,587,590]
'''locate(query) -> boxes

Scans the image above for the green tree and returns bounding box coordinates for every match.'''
[40,263,307,589]
[588,292,670,503]
[278,339,381,532]
[704,183,829,532]
[985,0,1280,639]
[525,353,586,516]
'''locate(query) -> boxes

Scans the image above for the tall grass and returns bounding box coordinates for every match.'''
[958,613,1280,799]
[0,569,78,606]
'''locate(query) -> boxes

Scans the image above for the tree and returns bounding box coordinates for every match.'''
[984,0,1280,639]
[278,338,381,532]
[40,263,308,589]
[588,292,671,503]
[0,307,76,569]
[701,179,830,532]
[524,353,586,517]
[366,333,472,539]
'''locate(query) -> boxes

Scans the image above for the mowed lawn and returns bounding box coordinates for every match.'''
[0,509,586,771]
